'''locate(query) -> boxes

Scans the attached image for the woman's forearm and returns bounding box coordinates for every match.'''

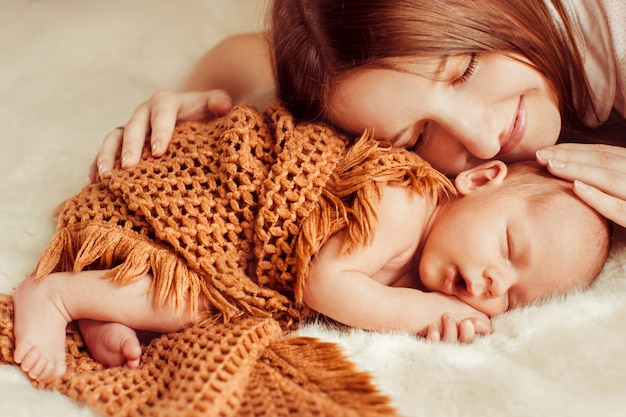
[182,32,275,105]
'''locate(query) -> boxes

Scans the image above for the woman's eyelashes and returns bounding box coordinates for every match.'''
[454,53,478,85]
[412,121,431,151]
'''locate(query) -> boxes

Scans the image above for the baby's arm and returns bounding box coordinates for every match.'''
[306,248,490,341]
[305,187,491,342]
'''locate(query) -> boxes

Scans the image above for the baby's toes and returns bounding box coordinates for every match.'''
[30,357,66,381]
[44,359,66,381]
[17,346,66,381]
[26,355,50,380]
[121,338,142,368]
[15,344,40,371]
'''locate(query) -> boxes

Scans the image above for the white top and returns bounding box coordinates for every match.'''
[602,0,626,118]
[559,0,625,126]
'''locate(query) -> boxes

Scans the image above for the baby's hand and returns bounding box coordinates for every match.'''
[420,293,492,343]
[89,90,233,182]
[424,314,491,344]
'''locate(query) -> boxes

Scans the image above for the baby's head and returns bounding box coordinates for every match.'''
[419,160,611,316]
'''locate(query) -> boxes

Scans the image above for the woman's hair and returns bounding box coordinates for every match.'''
[270,0,595,129]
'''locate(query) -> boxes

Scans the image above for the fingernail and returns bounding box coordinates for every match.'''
[152,140,160,154]
[536,149,555,161]
[121,152,130,167]
[98,161,108,175]
[574,180,589,194]
[548,158,566,169]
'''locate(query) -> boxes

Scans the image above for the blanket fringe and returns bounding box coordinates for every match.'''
[293,132,455,302]
[266,336,396,414]
[32,223,291,323]
[32,223,229,318]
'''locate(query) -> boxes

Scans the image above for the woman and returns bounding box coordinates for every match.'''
[93,0,626,225]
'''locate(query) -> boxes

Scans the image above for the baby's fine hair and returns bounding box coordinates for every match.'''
[501,161,612,286]
[270,0,595,128]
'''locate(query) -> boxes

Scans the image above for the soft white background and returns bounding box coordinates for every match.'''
[2,1,626,416]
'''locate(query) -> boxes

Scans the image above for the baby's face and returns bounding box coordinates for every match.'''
[418,186,600,316]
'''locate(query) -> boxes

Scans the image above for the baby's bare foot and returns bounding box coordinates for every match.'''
[78,319,142,368]
[13,276,70,381]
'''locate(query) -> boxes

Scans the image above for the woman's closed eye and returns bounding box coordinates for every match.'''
[412,121,431,151]
[453,53,478,85]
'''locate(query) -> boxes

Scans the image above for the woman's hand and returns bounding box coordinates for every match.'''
[536,143,626,226]
[89,90,233,182]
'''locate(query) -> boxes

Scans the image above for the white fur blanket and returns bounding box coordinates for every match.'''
[1,1,625,416]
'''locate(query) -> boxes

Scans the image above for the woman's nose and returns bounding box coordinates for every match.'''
[437,103,501,159]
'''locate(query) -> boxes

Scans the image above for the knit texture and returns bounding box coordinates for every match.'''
[0,294,397,417]
[33,103,453,326]
[2,103,454,416]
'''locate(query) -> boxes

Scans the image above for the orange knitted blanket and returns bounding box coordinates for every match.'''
[0,103,453,416]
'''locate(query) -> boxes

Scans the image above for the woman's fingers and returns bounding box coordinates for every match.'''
[205,89,233,116]
[537,143,626,196]
[93,127,124,179]
[148,90,233,156]
[537,143,626,226]
[90,90,235,181]
[147,92,181,157]
[572,180,626,226]
[537,142,626,166]
[122,104,153,167]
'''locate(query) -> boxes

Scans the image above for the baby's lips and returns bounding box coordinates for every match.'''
[442,266,459,295]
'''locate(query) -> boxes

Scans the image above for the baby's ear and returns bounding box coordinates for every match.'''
[454,160,508,195]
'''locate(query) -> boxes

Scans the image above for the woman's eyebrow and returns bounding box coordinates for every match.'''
[402,55,449,80]
[433,56,449,79]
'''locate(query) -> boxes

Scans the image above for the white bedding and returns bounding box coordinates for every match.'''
[2,1,626,416]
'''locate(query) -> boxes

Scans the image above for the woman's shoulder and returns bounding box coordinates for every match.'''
[598,0,626,116]
[563,0,621,124]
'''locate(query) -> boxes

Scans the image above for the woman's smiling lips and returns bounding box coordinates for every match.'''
[498,97,527,157]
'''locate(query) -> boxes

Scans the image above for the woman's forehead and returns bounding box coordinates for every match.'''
[386,54,466,81]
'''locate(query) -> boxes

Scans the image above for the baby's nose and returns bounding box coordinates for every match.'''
[466,276,487,297]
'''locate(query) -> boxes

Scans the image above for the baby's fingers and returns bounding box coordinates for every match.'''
[467,317,491,335]
[457,319,476,344]
[424,323,441,342]
[441,314,459,343]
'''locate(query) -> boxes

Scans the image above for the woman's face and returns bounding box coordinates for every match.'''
[328,53,561,175]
